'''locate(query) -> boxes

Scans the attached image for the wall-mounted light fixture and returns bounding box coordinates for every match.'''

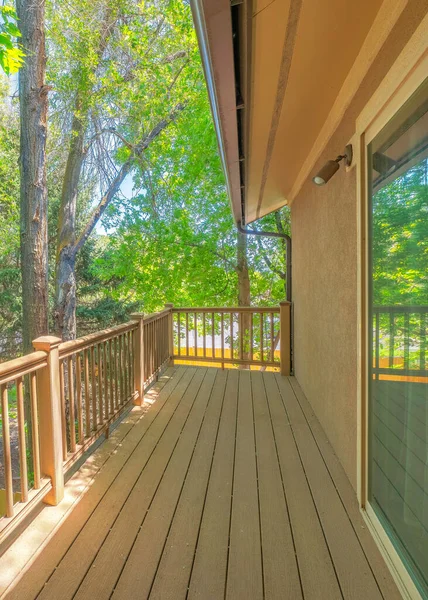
[312,144,353,186]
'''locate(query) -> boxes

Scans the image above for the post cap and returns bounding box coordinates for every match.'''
[130,312,144,320]
[279,301,292,306]
[164,303,174,308]
[33,336,62,351]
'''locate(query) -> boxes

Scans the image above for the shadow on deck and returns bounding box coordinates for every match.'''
[0,366,401,599]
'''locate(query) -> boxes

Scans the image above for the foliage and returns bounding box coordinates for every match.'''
[97,82,290,312]
[0,6,24,75]
[372,158,428,306]
[0,0,290,359]
[0,76,21,358]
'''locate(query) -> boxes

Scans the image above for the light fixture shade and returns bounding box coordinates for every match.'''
[312,160,340,186]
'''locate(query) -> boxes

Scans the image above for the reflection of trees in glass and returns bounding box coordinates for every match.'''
[372,158,428,306]
[372,158,428,371]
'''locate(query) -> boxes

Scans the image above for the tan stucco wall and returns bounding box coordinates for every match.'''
[291,0,428,491]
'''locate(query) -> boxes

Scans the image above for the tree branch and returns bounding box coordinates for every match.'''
[163,50,187,63]
[73,103,186,256]
[256,237,286,279]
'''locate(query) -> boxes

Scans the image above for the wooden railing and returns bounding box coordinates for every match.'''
[373,305,428,379]
[0,351,51,533]
[172,303,291,372]
[0,302,291,546]
[57,322,138,471]
[0,307,173,545]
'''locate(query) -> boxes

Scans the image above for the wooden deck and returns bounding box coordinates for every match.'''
[2,366,402,600]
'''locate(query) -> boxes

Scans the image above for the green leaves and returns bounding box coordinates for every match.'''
[372,159,428,305]
[0,7,24,75]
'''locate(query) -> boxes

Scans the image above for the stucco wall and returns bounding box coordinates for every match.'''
[291,0,428,491]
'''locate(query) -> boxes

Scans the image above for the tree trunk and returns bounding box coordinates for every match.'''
[16,0,49,352]
[237,231,251,365]
[16,0,49,476]
[237,231,250,307]
[54,109,85,340]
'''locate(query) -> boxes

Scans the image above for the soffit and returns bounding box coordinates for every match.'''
[245,0,384,222]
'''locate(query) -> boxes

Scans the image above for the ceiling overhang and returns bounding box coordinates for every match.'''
[191,0,408,223]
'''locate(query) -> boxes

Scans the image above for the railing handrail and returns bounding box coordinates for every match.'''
[58,321,138,358]
[0,350,48,385]
[373,305,428,313]
[172,306,281,313]
[143,307,171,324]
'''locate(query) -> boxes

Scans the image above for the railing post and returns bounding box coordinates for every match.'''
[32,336,64,506]
[130,313,145,406]
[280,301,291,376]
[165,303,174,366]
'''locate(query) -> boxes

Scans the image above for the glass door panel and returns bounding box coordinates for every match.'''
[368,78,428,598]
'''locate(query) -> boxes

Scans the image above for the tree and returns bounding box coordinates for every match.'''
[16,0,49,353]
[95,84,290,314]
[46,0,198,340]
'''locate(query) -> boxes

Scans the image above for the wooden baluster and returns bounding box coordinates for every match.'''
[404,312,410,371]
[90,345,97,428]
[76,353,83,444]
[420,313,426,372]
[1,384,14,516]
[230,313,234,361]
[177,313,181,357]
[84,349,91,437]
[250,312,254,362]
[103,342,109,416]
[149,323,151,376]
[270,312,275,363]
[128,330,133,395]
[59,360,68,458]
[97,343,104,422]
[119,335,124,405]
[185,313,189,357]
[260,313,264,363]
[16,377,28,501]
[128,331,134,396]
[109,339,114,414]
[156,320,159,371]
[67,356,76,453]
[128,331,133,395]
[150,322,153,376]
[155,320,159,372]
[194,312,197,358]
[123,334,128,399]
[143,324,147,383]
[212,312,215,359]
[389,312,395,369]
[239,312,243,361]
[30,372,41,489]
[375,311,380,378]
[114,337,119,411]
[203,313,206,358]
[221,313,224,369]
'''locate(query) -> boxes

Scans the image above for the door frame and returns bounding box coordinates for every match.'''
[356,14,428,600]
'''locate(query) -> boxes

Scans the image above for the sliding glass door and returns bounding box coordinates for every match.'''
[368,78,428,598]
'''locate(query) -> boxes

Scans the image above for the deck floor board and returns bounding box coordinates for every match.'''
[3,367,400,600]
